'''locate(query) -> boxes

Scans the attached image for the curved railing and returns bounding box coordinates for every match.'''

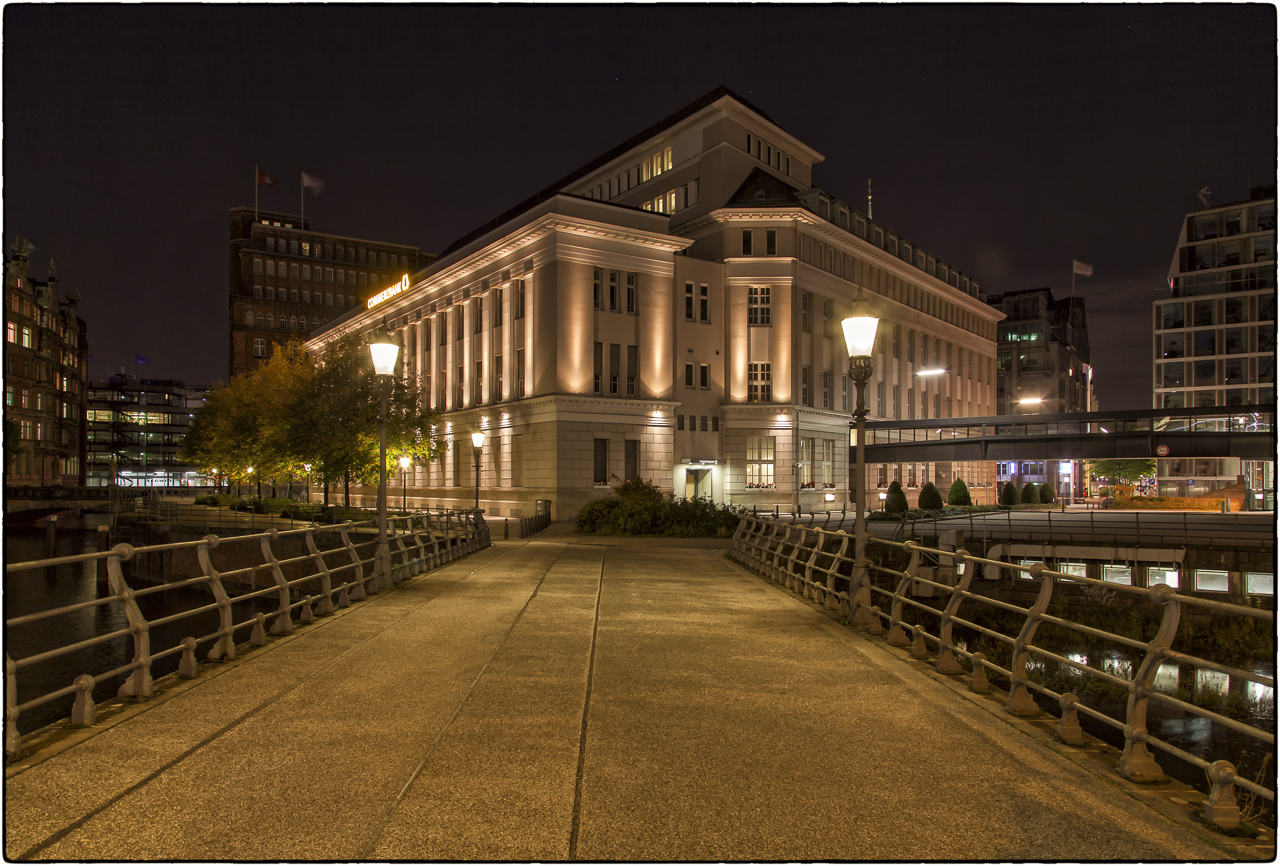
[728,515,1275,830]
[5,508,489,761]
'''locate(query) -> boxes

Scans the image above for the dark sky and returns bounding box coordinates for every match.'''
[5,5,1275,408]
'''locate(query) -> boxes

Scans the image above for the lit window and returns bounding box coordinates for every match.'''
[748,286,770,326]
[1102,565,1132,585]
[667,190,676,212]
[1246,572,1274,596]
[21,327,32,348]
[5,322,15,343]
[746,436,775,487]
[748,363,771,402]
[1194,569,1230,592]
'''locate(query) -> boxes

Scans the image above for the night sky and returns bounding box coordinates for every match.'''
[5,5,1275,408]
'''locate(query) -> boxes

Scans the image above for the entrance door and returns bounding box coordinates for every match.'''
[685,468,709,499]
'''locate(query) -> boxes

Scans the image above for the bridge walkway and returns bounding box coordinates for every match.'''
[4,525,1235,860]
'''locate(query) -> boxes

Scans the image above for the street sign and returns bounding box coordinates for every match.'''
[1156,444,1170,457]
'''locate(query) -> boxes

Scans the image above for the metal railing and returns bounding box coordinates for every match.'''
[728,516,1275,830]
[501,512,552,539]
[5,508,489,761]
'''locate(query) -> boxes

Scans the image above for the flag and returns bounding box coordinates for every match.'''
[135,354,149,365]
[1072,260,1093,277]
[302,172,325,193]
[256,169,275,186]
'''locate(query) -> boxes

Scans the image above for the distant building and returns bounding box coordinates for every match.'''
[228,208,430,379]
[4,238,88,486]
[306,87,1004,517]
[1153,185,1275,502]
[85,374,210,487]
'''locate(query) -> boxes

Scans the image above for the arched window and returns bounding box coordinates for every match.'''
[312,317,320,327]
[256,313,264,327]
[289,316,297,330]
[266,314,274,329]
[245,311,254,327]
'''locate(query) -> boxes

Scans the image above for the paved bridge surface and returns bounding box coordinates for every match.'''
[4,525,1241,861]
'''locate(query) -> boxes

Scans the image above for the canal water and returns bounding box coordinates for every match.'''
[5,527,279,736]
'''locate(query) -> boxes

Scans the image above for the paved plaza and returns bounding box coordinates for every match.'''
[4,524,1243,861]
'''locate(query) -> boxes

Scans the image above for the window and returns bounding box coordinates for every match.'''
[5,322,15,343]
[253,339,266,358]
[700,364,709,389]
[801,366,811,406]
[325,268,334,283]
[593,439,609,485]
[1194,569,1230,592]
[592,268,602,309]
[685,282,695,321]
[801,293,810,331]
[253,258,262,275]
[892,324,901,358]
[626,273,637,314]
[748,286,771,325]
[607,272,618,311]
[746,436,776,487]
[609,343,619,395]
[766,229,777,256]
[516,348,525,397]
[821,372,830,408]
[742,230,753,256]
[1245,572,1274,596]
[625,440,639,481]
[627,345,637,396]
[514,280,526,319]
[820,439,833,486]
[474,298,483,334]
[699,285,709,323]
[594,342,603,394]
[1102,565,1132,586]
[677,414,685,430]
[685,363,695,388]
[748,363,772,402]
[325,293,334,306]
[256,313,264,327]
[20,327,32,348]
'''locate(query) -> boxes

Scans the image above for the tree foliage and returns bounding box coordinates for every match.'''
[946,477,972,506]
[917,481,943,510]
[1087,459,1156,485]
[4,415,23,473]
[1000,481,1020,507]
[884,480,908,514]
[1039,482,1055,504]
[182,335,442,501]
[1020,482,1040,504]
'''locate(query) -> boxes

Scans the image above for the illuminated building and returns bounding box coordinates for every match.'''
[228,208,428,379]
[84,374,210,488]
[1153,186,1275,504]
[4,238,88,487]
[306,87,1003,517]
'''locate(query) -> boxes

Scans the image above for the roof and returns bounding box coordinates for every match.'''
[724,167,805,207]
[438,86,779,258]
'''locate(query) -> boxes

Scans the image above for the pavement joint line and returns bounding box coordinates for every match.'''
[359,541,569,859]
[567,548,606,860]
[717,550,1273,860]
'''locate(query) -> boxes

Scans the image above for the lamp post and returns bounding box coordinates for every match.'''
[841,294,880,626]
[399,455,411,512]
[471,431,485,511]
[303,463,311,504]
[368,330,401,590]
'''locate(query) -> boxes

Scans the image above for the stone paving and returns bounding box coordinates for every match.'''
[4,523,1251,860]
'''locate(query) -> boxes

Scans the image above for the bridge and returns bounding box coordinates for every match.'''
[4,517,1272,860]
[861,404,1275,462]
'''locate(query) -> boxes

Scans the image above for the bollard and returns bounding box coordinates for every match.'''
[46,515,58,560]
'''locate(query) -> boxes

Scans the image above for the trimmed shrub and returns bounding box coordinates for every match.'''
[1020,482,1040,504]
[1039,483,1055,504]
[1000,481,1020,507]
[946,478,972,506]
[575,476,742,536]
[918,481,944,510]
[884,481,909,514]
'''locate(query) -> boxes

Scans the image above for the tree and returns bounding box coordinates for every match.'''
[4,415,23,474]
[918,481,943,510]
[1020,482,1039,504]
[1039,482,1055,504]
[947,477,972,506]
[1000,481,1020,507]
[1087,459,1156,486]
[884,480,908,514]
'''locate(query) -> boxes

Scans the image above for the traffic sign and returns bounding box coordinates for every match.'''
[1156,444,1170,457]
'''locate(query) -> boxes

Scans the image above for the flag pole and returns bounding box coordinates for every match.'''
[300,172,304,228]
[255,165,259,223]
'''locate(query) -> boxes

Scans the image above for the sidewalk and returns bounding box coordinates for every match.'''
[4,525,1239,861]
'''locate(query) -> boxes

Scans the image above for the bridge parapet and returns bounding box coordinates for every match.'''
[727,516,1275,831]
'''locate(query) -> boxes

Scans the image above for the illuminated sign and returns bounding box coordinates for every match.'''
[367,274,410,309]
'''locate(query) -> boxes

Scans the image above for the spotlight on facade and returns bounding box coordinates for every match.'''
[1018,397,1042,404]
[917,368,947,376]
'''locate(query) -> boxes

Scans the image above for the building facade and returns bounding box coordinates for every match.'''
[1153,186,1275,500]
[986,286,1098,499]
[306,88,1004,517]
[229,208,428,379]
[4,238,88,486]
[85,374,210,487]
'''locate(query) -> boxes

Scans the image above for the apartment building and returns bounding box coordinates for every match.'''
[1153,186,1275,501]
[229,208,428,378]
[85,374,210,487]
[306,87,1004,517]
[4,238,88,486]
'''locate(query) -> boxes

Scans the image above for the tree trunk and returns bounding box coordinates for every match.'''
[323,480,330,507]
[344,471,350,508]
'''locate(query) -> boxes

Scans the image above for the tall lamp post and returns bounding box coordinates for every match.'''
[471,431,485,511]
[841,294,880,626]
[399,455,411,512]
[368,330,401,590]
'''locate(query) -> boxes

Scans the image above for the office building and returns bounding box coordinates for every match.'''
[306,87,1004,517]
[85,374,210,487]
[1153,186,1275,501]
[229,208,428,379]
[4,238,88,486]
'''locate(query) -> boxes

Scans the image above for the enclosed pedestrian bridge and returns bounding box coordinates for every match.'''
[861,405,1274,463]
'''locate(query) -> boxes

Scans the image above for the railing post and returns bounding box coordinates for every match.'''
[1204,760,1242,829]
[1118,582,1180,782]
[305,527,335,615]
[935,549,970,675]
[1006,562,1053,717]
[339,522,367,600]
[261,530,294,635]
[108,543,154,699]
[6,654,21,760]
[198,535,236,661]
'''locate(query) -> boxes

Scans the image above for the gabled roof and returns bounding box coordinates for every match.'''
[724,167,805,208]
[438,86,778,258]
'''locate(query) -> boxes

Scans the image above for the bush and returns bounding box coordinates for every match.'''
[575,476,742,536]
[885,480,908,514]
[1039,483,1055,504]
[1000,481,1020,507]
[917,481,943,510]
[946,478,972,506]
[1020,482,1040,504]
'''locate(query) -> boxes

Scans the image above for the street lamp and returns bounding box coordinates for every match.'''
[368,329,401,590]
[471,431,486,511]
[303,463,311,504]
[841,293,880,627]
[399,455,411,512]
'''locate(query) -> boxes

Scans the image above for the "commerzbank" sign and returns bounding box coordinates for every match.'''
[367,274,410,309]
